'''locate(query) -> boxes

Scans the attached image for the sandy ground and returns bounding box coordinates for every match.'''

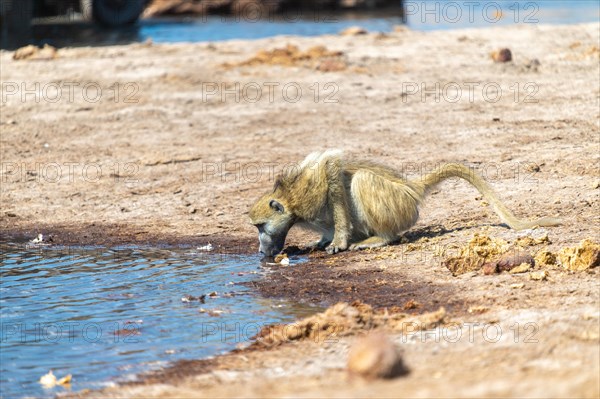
[1,22,599,398]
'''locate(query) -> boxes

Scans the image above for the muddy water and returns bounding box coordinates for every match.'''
[0,242,315,398]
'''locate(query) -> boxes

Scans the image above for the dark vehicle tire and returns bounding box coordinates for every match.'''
[92,0,144,26]
[1,0,33,47]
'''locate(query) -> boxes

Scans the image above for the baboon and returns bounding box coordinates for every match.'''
[249,150,560,256]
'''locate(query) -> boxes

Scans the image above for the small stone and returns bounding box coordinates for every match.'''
[529,270,548,281]
[482,262,498,275]
[347,332,407,379]
[497,252,534,272]
[510,283,525,289]
[491,48,512,63]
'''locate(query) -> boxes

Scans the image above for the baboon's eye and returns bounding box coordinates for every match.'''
[269,200,285,213]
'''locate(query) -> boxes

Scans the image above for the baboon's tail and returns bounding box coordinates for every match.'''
[417,163,561,230]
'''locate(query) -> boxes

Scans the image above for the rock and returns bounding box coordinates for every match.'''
[491,48,512,63]
[497,252,534,273]
[480,251,535,275]
[482,262,498,275]
[529,270,548,281]
[347,332,407,379]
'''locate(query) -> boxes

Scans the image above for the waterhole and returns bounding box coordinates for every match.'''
[0,242,315,398]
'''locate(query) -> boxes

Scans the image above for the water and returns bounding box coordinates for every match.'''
[139,13,404,43]
[9,1,598,49]
[139,1,600,43]
[0,242,315,398]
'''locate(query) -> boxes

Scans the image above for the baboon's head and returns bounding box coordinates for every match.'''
[249,191,295,257]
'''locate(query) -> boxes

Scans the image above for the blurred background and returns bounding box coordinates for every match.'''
[1,1,599,49]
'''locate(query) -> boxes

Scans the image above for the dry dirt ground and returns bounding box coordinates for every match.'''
[1,22,599,398]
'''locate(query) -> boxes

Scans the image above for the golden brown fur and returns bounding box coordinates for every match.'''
[249,150,561,256]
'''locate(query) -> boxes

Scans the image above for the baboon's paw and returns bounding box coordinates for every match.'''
[326,240,348,254]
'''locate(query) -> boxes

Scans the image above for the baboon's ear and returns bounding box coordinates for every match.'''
[272,176,284,192]
[269,200,285,213]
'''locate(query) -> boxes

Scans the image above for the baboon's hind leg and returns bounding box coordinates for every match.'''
[349,236,391,251]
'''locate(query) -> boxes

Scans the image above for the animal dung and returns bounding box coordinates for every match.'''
[558,239,600,271]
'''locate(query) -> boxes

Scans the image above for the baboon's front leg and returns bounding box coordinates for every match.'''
[325,158,351,254]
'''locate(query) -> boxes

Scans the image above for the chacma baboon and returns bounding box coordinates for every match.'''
[249,150,560,256]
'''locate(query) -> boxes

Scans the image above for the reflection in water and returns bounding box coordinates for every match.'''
[0,242,316,398]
